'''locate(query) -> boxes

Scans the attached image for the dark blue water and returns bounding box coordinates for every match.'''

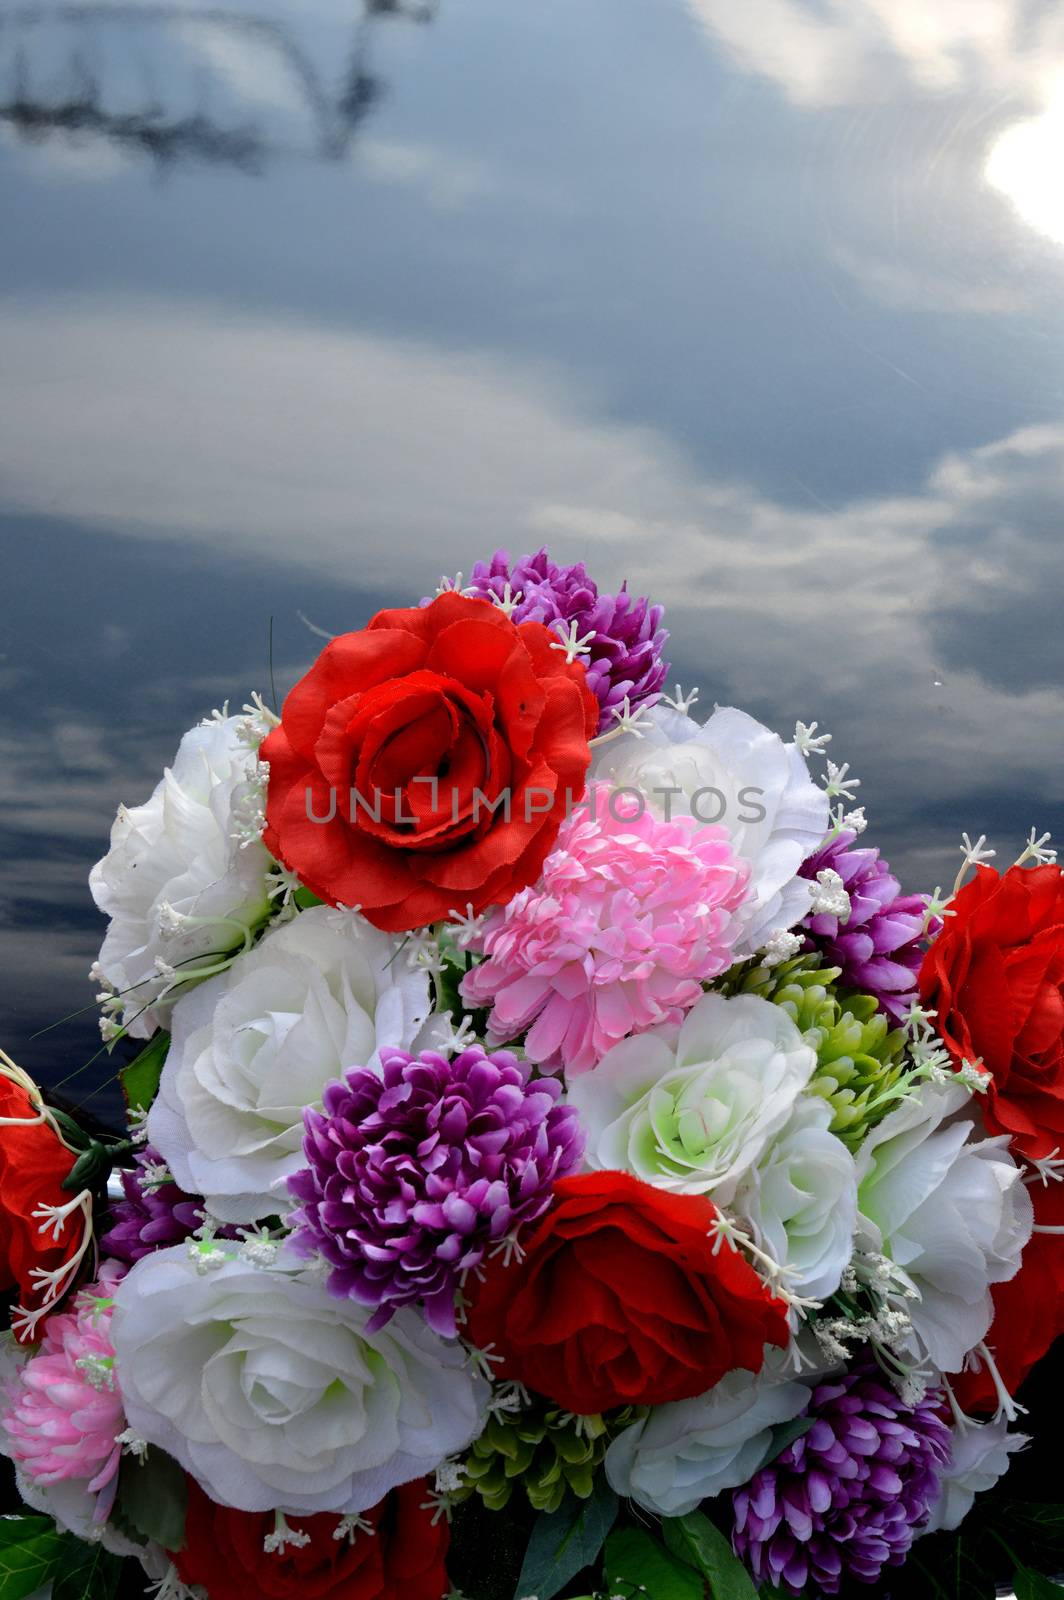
[2,0,1064,1131]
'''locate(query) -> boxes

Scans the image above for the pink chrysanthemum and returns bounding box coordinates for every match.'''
[461,786,750,1075]
[0,1260,127,1522]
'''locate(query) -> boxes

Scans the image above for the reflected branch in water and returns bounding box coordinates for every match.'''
[0,0,440,172]
[2,77,263,169]
[366,0,437,17]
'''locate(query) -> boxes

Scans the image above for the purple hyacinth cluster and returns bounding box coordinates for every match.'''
[799,829,933,1021]
[287,1045,584,1337]
[101,1145,229,1264]
[428,548,669,735]
[732,1368,951,1595]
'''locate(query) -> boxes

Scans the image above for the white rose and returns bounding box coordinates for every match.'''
[922,1415,1028,1534]
[605,1364,810,1517]
[110,1246,486,1516]
[89,713,273,1038]
[734,1096,858,1301]
[567,992,816,1206]
[856,1082,1033,1373]
[148,906,436,1221]
[591,705,828,956]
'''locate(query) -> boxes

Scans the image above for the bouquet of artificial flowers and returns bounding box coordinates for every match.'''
[3,548,1063,1600]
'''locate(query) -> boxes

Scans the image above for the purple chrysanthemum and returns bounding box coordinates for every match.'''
[101,1145,228,1264]
[799,829,933,1021]
[287,1045,584,1337]
[732,1368,951,1595]
[425,548,669,735]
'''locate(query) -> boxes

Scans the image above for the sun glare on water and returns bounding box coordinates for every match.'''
[986,87,1064,247]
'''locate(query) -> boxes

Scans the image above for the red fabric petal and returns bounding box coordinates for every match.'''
[273,630,427,761]
[0,1076,88,1340]
[174,1479,449,1600]
[919,863,1064,1162]
[466,1172,785,1414]
[260,594,593,931]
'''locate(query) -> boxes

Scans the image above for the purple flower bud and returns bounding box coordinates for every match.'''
[287,1045,584,1337]
[101,1145,234,1264]
[426,548,669,735]
[799,830,935,1021]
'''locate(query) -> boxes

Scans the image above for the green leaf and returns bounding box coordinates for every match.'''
[293,887,323,910]
[0,1520,56,1551]
[51,1539,124,1600]
[905,1496,1064,1600]
[662,1512,758,1600]
[62,1142,116,1194]
[436,956,467,1022]
[119,1031,170,1117]
[1014,1568,1064,1600]
[1006,1505,1064,1544]
[49,1110,94,1152]
[762,1415,814,1466]
[513,1481,617,1600]
[604,1527,705,1600]
[0,1517,67,1600]
[905,1537,996,1600]
[116,1447,188,1552]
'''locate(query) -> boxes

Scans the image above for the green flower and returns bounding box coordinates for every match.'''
[456,1401,641,1514]
[720,954,909,1149]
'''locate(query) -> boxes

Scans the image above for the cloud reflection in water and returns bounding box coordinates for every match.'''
[0,0,1062,1131]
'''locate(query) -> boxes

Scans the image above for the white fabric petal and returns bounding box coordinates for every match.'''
[922,1416,1028,1534]
[89,714,273,1038]
[569,991,816,1205]
[148,906,436,1222]
[605,1364,810,1516]
[735,1096,858,1301]
[856,1083,1034,1373]
[110,1247,486,1516]
[11,1468,152,1563]
[590,704,829,958]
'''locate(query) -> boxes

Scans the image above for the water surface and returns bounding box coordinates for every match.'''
[2,0,1063,1128]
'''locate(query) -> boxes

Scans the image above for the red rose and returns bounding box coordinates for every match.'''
[261,594,598,932]
[0,1065,89,1343]
[173,1479,450,1600]
[919,863,1064,1161]
[466,1171,789,1415]
[952,1178,1064,1411]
